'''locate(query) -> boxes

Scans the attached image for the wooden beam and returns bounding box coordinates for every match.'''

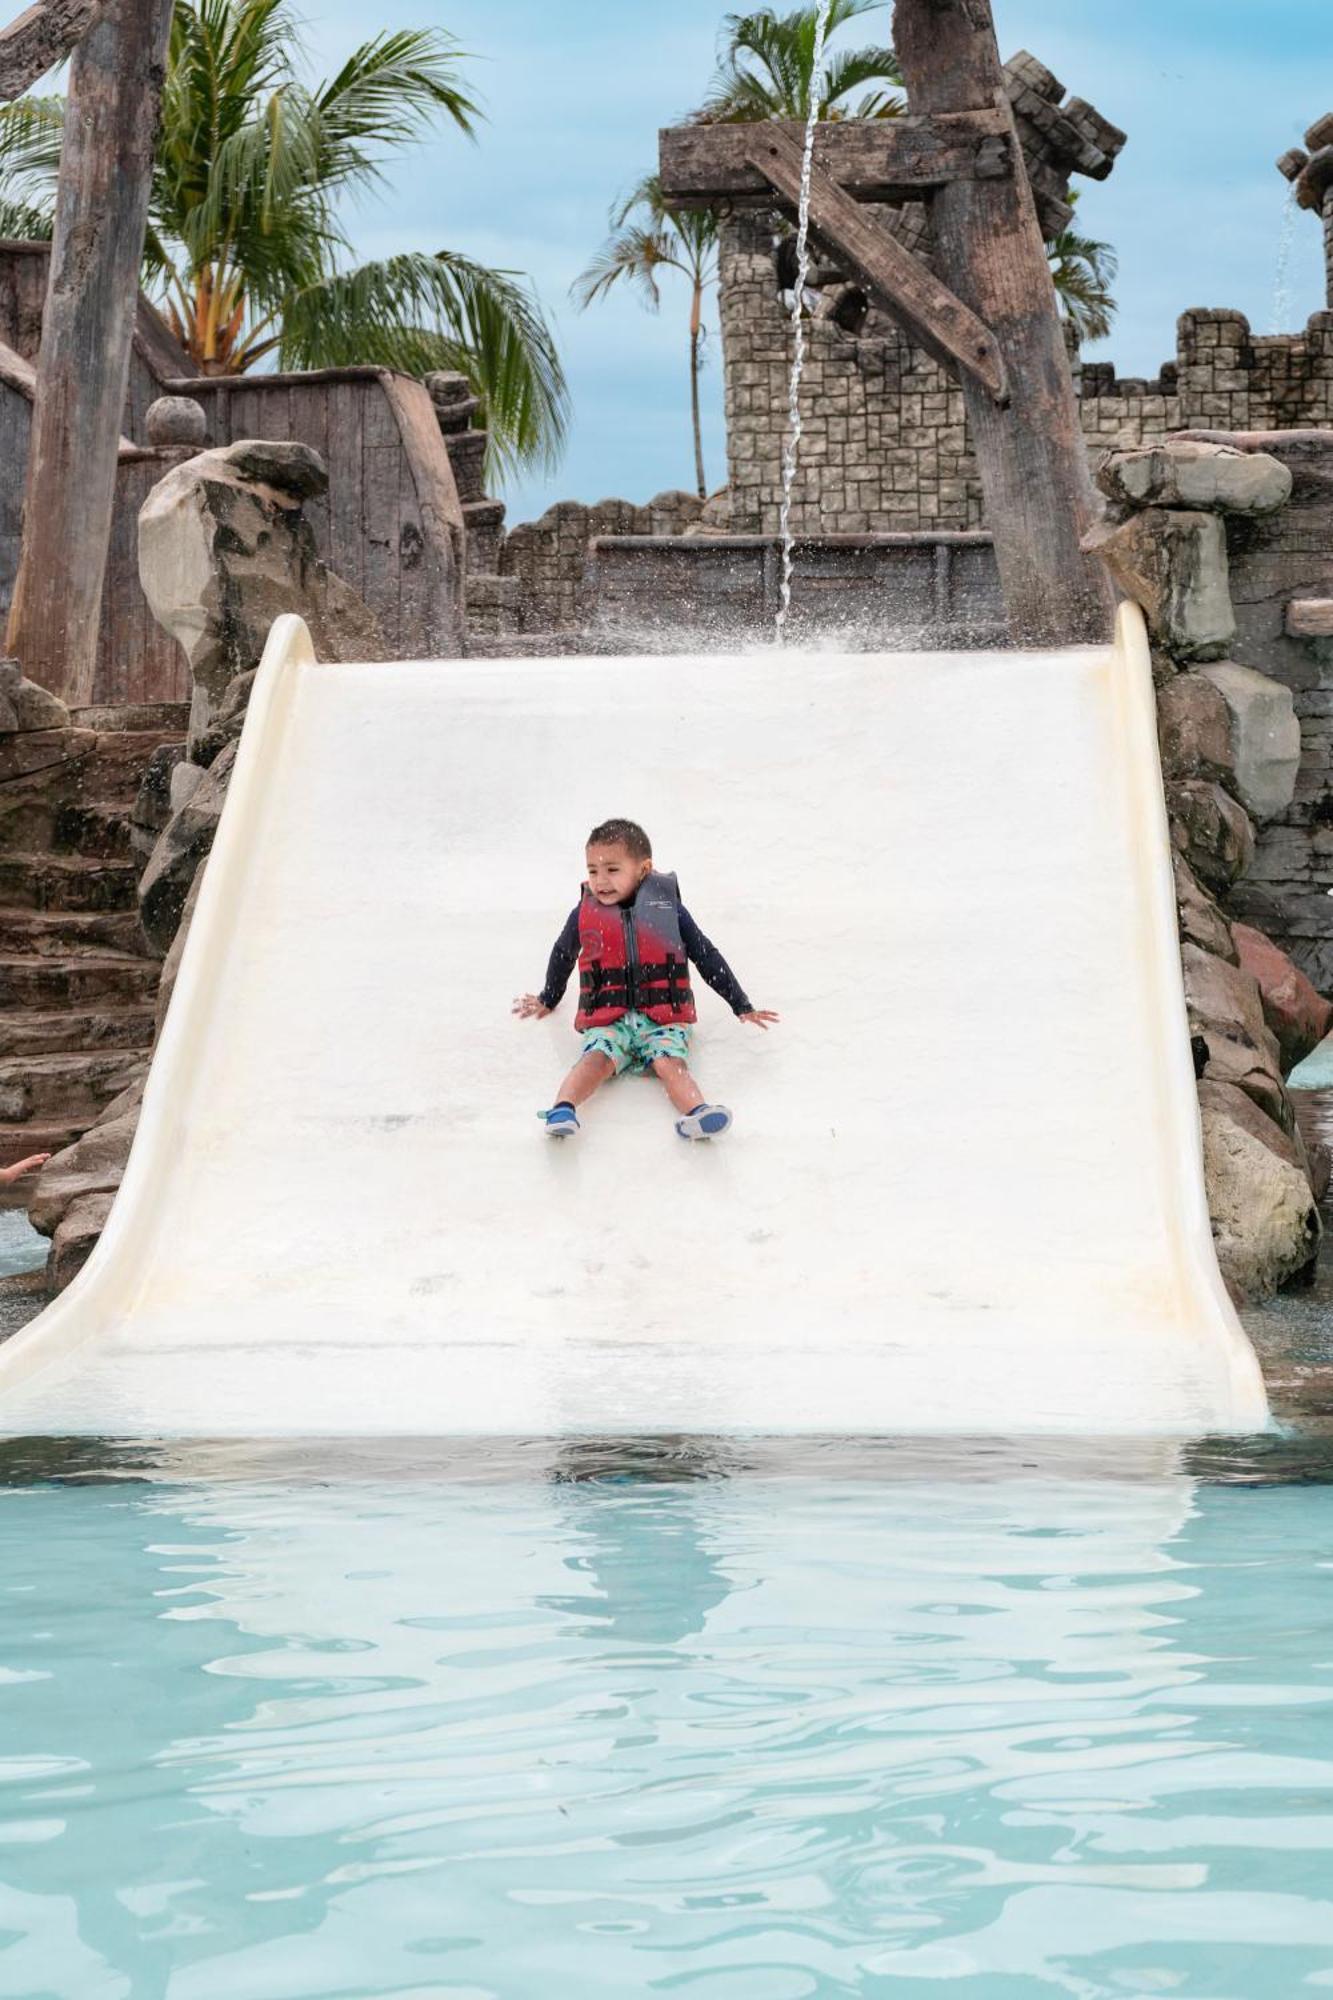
[5,0,174,702]
[661,109,1010,209]
[894,0,1112,645]
[740,124,1007,404]
[0,0,106,100]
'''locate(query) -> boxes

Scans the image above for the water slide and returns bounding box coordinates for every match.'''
[0,605,1269,1436]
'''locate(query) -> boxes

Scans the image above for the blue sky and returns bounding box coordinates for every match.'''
[307,0,1331,524]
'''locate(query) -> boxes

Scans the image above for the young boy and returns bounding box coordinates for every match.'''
[513,818,777,1140]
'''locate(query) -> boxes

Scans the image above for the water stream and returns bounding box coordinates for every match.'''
[773,0,835,647]
[1271,185,1299,334]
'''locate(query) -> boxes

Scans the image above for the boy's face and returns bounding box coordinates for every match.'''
[586,841,651,906]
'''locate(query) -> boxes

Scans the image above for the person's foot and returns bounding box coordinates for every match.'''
[541,1104,580,1139]
[675,1103,732,1141]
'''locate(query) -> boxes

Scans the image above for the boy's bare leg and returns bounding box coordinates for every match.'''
[554,1050,615,1107]
[651,1055,706,1114]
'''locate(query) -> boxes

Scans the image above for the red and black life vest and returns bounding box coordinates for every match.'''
[576,870,697,1030]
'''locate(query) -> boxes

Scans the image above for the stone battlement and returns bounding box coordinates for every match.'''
[717,206,1333,538]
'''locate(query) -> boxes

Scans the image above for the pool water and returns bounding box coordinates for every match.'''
[2,1438,1333,1999]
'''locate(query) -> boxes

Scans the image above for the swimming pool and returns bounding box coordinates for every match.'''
[2,1437,1332,1998]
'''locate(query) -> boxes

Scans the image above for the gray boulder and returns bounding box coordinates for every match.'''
[1156,672,1232,784]
[138,438,382,760]
[1084,509,1235,660]
[1098,440,1292,516]
[0,660,70,733]
[154,863,206,1038]
[1181,940,1280,1064]
[130,741,188,864]
[189,668,256,769]
[1198,1079,1321,1297]
[1196,660,1301,822]
[137,742,236,955]
[28,1102,141,1240]
[1173,854,1237,963]
[169,760,206,814]
[1182,941,1288,1133]
[1166,778,1255,892]
[49,1193,116,1293]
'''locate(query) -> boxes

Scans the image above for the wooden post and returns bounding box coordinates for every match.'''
[893,0,1112,645]
[5,0,174,703]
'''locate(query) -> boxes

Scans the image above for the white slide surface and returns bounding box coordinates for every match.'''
[0,606,1268,1436]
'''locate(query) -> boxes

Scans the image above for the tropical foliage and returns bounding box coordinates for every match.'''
[1048,195,1119,348]
[0,0,568,474]
[573,177,719,498]
[693,0,904,124]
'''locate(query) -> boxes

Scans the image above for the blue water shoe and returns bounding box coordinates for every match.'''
[540,1103,580,1138]
[675,1103,732,1141]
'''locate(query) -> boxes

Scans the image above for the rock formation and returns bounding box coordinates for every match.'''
[28,438,381,1290]
[138,436,382,769]
[1087,437,1330,1298]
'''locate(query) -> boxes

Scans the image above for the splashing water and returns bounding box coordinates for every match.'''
[774,0,835,648]
[1271,186,1298,334]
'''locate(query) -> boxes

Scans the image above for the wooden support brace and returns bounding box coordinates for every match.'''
[661,109,1011,209]
[741,123,1007,405]
[0,0,105,99]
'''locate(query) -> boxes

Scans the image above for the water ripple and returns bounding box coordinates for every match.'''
[0,1467,1330,1996]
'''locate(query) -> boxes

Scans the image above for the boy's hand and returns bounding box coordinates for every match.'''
[739,1010,780,1030]
[0,1152,51,1185]
[512,994,552,1019]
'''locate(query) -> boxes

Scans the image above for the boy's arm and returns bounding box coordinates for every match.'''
[538,908,581,1011]
[679,905,753,1016]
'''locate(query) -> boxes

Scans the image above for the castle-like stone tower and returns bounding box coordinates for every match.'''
[1279,113,1333,308]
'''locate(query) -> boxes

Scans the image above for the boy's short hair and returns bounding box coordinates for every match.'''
[587,817,652,861]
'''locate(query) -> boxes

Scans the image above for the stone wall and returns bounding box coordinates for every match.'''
[498,492,703,635]
[715,205,1333,536]
[718,212,985,536]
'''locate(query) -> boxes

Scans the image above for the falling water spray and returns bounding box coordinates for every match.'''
[774,0,835,648]
[1271,186,1299,334]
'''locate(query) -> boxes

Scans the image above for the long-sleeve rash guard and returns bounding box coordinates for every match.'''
[540,900,752,1017]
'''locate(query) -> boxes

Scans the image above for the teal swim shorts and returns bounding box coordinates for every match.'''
[581,1010,693,1076]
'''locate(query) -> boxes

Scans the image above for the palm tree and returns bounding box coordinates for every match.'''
[694,0,904,124]
[573,177,719,499]
[1048,194,1118,352]
[0,0,568,476]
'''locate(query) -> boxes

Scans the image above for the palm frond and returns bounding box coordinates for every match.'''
[817,47,902,117]
[693,0,900,122]
[314,29,481,165]
[0,95,64,229]
[572,226,684,311]
[0,196,53,239]
[1049,222,1119,345]
[278,251,569,476]
[10,0,565,473]
[576,173,717,311]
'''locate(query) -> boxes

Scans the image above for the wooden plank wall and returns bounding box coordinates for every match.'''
[0,241,463,699]
[0,241,175,443]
